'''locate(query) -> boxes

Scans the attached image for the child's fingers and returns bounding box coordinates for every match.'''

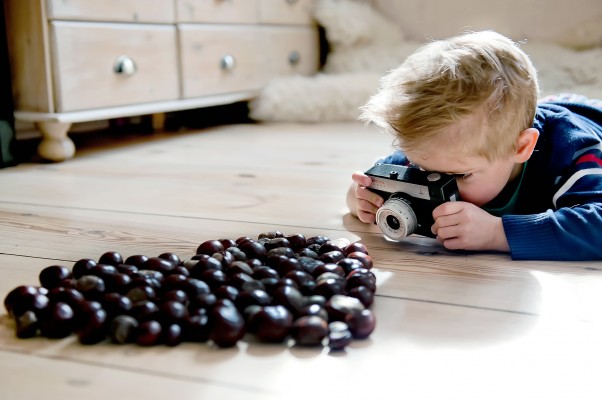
[351,171,372,187]
[356,186,384,208]
[357,209,377,224]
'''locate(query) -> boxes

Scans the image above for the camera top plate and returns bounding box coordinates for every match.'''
[365,163,459,202]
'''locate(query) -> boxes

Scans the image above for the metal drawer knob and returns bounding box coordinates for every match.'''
[113,55,137,75]
[220,54,236,71]
[288,50,300,66]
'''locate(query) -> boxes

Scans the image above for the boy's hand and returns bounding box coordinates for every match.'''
[349,171,384,224]
[431,201,509,252]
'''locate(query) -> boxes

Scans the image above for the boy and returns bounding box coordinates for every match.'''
[347,31,602,261]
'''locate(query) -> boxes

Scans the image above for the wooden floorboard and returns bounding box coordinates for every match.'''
[1,122,602,399]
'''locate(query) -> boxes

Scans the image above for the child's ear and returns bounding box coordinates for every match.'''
[514,128,539,163]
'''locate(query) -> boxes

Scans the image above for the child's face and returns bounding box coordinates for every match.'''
[405,149,521,207]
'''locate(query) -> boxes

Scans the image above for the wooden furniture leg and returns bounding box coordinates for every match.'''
[151,113,166,132]
[35,121,74,162]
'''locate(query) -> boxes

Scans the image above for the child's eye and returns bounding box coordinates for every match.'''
[455,173,473,181]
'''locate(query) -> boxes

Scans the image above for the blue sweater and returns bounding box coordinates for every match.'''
[378,102,602,261]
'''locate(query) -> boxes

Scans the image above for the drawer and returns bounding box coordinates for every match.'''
[258,0,316,25]
[259,26,319,77]
[179,25,265,98]
[46,0,176,23]
[50,22,179,112]
[176,0,259,23]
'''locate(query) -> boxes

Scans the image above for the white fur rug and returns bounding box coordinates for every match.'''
[248,0,602,123]
[249,42,602,123]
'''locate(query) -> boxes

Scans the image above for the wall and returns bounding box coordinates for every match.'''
[373,0,602,48]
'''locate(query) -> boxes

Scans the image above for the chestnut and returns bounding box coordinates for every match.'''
[4,285,39,316]
[143,257,176,274]
[39,265,72,289]
[247,305,292,343]
[285,233,307,251]
[346,252,373,270]
[109,314,138,344]
[98,251,124,267]
[196,240,224,256]
[346,309,376,339]
[306,236,330,246]
[291,315,328,346]
[15,310,39,338]
[76,302,108,345]
[238,241,267,260]
[208,303,245,348]
[136,320,162,346]
[158,252,181,267]
[325,294,365,322]
[39,302,75,338]
[328,321,352,351]
[72,258,97,279]
[124,255,149,268]
[163,323,184,346]
[344,242,369,256]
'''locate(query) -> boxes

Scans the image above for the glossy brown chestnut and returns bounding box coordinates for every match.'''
[39,265,72,289]
[4,285,38,315]
[344,242,369,256]
[345,309,376,339]
[285,233,307,251]
[346,252,373,270]
[196,240,224,256]
[39,302,75,338]
[135,320,162,346]
[124,255,149,268]
[328,321,352,351]
[238,240,268,260]
[109,314,139,344]
[325,294,365,322]
[158,252,181,267]
[247,305,293,342]
[15,310,39,338]
[72,258,97,279]
[291,315,328,346]
[76,303,108,345]
[209,303,246,348]
[98,251,124,267]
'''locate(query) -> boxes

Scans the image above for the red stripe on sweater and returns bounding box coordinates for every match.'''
[576,154,602,166]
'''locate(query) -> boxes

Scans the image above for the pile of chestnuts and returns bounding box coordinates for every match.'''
[3,231,376,350]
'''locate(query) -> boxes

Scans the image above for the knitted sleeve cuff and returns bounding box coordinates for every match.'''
[502,211,561,260]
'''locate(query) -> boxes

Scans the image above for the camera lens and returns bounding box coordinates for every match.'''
[375,196,418,240]
[386,215,400,231]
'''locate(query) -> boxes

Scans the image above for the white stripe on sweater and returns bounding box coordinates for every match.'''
[573,143,602,160]
[553,168,602,208]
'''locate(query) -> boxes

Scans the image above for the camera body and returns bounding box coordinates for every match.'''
[365,163,460,240]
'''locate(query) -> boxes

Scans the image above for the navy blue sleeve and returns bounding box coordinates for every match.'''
[376,150,409,166]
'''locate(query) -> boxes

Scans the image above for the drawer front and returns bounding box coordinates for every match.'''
[179,25,265,98]
[50,22,179,112]
[46,0,176,23]
[260,26,319,77]
[176,0,259,23]
[258,0,316,25]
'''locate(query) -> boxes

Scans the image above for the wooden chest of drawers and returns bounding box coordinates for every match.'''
[4,0,319,161]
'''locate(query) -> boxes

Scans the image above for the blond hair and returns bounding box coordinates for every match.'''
[360,31,539,160]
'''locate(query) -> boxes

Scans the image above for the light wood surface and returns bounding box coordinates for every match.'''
[1,122,601,399]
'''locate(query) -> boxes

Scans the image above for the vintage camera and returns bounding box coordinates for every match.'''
[365,163,460,240]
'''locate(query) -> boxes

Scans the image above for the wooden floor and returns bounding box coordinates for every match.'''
[1,121,601,399]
